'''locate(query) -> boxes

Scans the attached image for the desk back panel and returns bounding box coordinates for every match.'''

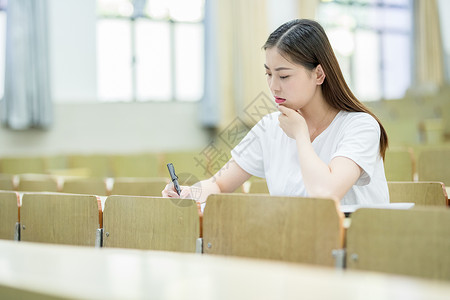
[346,207,450,280]
[388,181,448,206]
[203,194,344,266]
[384,148,415,181]
[67,154,111,178]
[248,179,269,194]
[17,176,58,193]
[111,178,169,197]
[20,193,101,246]
[103,195,200,252]
[418,148,450,186]
[0,175,14,191]
[110,153,161,178]
[0,191,19,240]
[0,157,46,175]
[62,178,108,196]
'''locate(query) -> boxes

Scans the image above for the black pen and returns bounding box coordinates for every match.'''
[167,163,182,196]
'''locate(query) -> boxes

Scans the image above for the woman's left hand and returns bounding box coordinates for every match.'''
[278,105,309,140]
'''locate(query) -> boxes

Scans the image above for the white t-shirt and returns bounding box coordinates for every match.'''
[231,110,389,205]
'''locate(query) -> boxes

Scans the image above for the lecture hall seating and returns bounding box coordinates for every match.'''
[110,177,169,197]
[388,181,448,206]
[384,147,415,181]
[110,153,161,178]
[0,191,20,241]
[417,148,450,186]
[17,174,59,192]
[0,174,14,191]
[62,178,108,196]
[102,195,200,252]
[0,156,47,175]
[346,207,450,281]
[202,194,344,266]
[247,178,269,194]
[20,193,102,246]
[67,154,111,178]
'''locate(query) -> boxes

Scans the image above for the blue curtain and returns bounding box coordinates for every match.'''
[200,0,220,127]
[1,0,52,130]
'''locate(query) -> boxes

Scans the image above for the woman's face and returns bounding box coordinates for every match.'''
[265,47,320,111]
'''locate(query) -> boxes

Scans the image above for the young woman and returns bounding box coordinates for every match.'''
[163,19,389,205]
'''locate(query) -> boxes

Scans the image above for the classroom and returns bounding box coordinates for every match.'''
[1,0,450,299]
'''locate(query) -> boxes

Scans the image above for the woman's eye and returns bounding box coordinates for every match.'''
[265,73,272,77]
[280,76,289,79]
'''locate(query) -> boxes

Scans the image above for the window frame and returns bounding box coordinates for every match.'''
[97,1,205,102]
[318,0,413,101]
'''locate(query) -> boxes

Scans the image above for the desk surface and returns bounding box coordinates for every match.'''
[340,202,415,214]
[0,240,450,300]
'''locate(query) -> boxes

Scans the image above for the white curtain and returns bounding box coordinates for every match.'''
[414,0,445,88]
[1,0,52,130]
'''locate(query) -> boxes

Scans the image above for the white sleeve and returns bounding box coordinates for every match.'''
[332,114,381,186]
[231,120,266,178]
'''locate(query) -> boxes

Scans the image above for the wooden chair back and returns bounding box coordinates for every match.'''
[111,177,169,197]
[20,193,102,246]
[103,195,200,252]
[202,194,344,266]
[67,154,111,178]
[17,175,58,192]
[110,153,161,178]
[346,207,450,281]
[0,157,46,174]
[62,178,108,196]
[248,178,269,194]
[0,174,14,191]
[388,181,448,206]
[418,148,450,186]
[384,147,415,181]
[0,191,20,240]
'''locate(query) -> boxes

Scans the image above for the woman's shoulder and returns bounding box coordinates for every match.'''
[337,111,379,128]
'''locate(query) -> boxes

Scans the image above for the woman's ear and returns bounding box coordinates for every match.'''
[315,64,326,85]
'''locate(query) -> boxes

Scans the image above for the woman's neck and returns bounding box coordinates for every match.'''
[299,96,338,141]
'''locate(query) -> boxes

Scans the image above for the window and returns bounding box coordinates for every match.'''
[97,0,205,102]
[318,0,413,101]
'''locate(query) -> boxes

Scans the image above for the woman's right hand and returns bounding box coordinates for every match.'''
[162,182,191,198]
[278,105,309,141]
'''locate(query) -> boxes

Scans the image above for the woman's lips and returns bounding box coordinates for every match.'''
[275,97,286,104]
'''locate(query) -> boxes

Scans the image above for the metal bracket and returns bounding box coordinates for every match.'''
[95,228,103,248]
[196,238,203,254]
[332,249,346,269]
[14,222,20,241]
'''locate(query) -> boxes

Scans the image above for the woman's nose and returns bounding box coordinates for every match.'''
[269,77,280,93]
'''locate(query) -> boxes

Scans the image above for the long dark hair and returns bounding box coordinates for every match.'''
[263,19,388,159]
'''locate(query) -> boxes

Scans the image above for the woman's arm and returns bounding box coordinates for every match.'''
[278,105,362,200]
[295,142,362,200]
[162,159,251,203]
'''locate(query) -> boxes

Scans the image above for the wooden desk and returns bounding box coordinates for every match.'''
[0,240,450,299]
[341,202,415,217]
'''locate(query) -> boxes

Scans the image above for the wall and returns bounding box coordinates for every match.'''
[0,102,209,156]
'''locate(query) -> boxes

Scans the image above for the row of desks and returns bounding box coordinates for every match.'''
[0,240,450,300]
